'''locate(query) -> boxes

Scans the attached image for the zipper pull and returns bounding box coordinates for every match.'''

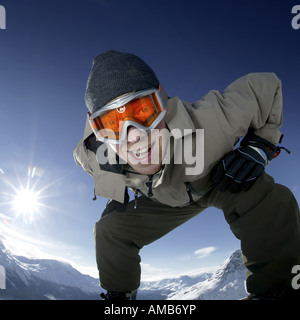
[134,189,139,210]
[92,188,97,201]
[185,182,195,205]
[146,175,153,197]
[273,146,291,159]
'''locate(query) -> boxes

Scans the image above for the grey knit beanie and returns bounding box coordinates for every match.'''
[85,50,160,114]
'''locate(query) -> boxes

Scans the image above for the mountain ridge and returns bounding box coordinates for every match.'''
[0,239,247,300]
[0,239,100,300]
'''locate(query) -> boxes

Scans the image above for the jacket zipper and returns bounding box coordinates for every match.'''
[124,170,155,210]
[134,189,140,210]
[133,175,154,210]
[146,175,154,197]
[185,182,195,205]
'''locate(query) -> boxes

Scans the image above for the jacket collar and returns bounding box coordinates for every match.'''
[164,97,196,135]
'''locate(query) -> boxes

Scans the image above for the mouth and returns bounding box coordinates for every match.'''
[129,145,152,160]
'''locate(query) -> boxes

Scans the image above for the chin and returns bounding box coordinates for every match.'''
[132,163,162,175]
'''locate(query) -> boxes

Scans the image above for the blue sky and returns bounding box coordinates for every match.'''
[0,0,299,280]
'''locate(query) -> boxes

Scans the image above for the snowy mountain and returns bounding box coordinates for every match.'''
[138,273,213,300]
[139,250,247,300]
[0,239,247,300]
[168,250,247,300]
[0,240,100,300]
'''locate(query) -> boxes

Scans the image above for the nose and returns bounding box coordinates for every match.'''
[127,126,147,144]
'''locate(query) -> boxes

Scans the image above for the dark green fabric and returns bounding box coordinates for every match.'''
[94,172,300,294]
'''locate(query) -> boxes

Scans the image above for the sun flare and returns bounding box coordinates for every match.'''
[1,165,60,225]
[12,187,41,215]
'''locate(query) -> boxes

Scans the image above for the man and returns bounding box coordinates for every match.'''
[74,50,300,300]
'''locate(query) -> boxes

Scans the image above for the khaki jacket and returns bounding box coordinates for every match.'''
[73,73,283,207]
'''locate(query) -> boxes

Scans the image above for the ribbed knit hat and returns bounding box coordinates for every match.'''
[85,50,160,114]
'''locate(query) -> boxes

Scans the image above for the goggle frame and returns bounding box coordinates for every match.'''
[88,86,168,144]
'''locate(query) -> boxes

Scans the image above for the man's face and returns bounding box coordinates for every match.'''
[109,120,169,175]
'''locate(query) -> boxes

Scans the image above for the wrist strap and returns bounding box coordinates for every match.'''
[248,146,268,167]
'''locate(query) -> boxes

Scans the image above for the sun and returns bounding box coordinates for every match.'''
[12,187,41,216]
[1,165,58,225]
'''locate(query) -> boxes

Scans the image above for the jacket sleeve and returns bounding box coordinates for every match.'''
[73,138,94,176]
[209,73,283,147]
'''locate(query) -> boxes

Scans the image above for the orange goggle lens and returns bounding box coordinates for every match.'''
[89,94,164,142]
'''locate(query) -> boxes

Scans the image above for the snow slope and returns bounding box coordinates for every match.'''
[0,240,100,300]
[168,250,247,300]
[0,239,247,300]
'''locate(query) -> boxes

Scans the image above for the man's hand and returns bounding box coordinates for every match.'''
[210,146,267,193]
[210,133,279,193]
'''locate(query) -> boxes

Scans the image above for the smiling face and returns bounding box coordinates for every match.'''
[110,120,169,175]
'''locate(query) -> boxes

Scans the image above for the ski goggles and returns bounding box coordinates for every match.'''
[88,86,168,144]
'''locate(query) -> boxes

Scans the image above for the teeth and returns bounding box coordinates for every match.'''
[136,147,149,154]
[132,146,150,158]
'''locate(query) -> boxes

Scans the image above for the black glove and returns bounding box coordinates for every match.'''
[211,133,277,193]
